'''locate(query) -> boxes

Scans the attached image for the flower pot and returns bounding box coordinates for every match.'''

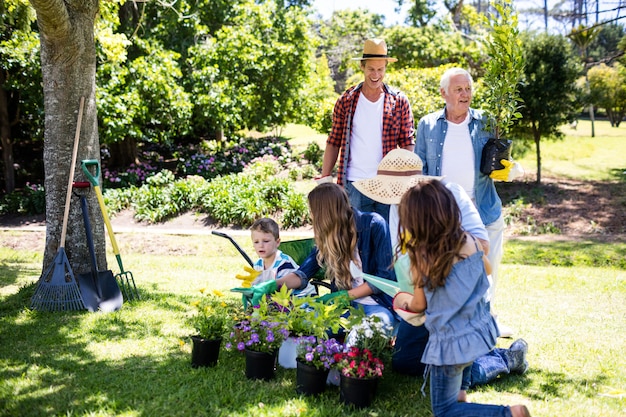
[244,348,277,381]
[339,374,379,408]
[296,359,329,396]
[191,336,222,368]
[278,336,299,369]
[480,137,512,175]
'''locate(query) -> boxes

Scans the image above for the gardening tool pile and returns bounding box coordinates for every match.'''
[30,98,87,312]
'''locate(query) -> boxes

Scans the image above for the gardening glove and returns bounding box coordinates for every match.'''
[392,292,425,327]
[232,279,277,309]
[489,159,523,182]
[316,290,350,308]
[235,265,261,288]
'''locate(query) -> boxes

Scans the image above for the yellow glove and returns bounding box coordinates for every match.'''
[489,159,513,182]
[235,266,261,288]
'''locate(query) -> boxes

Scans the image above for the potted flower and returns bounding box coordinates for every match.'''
[344,315,393,362]
[188,288,232,368]
[294,336,343,395]
[270,286,346,368]
[334,346,384,408]
[479,0,525,175]
[225,313,289,380]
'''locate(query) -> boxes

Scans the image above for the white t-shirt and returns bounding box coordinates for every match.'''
[441,114,475,199]
[346,94,384,182]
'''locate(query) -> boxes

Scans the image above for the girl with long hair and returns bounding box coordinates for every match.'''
[396,179,530,417]
[277,182,397,327]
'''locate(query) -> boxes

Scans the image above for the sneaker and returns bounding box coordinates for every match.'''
[506,338,529,374]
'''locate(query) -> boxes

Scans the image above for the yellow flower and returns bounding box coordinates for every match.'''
[199,287,207,294]
[212,289,224,297]
[190,300,201,307]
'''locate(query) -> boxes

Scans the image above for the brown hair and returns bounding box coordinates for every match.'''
[397,180,466,290]
[250,217,280,240]
[307,183,359,290]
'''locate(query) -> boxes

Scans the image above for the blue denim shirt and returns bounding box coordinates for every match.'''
[415,107,502,226]
[293,208,395,310]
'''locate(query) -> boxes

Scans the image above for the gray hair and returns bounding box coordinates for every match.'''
[440,68,473,94]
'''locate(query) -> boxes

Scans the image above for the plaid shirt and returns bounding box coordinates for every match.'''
[327,82,415,185]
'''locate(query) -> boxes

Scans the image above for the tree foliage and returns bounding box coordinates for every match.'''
[512,33,581,183]
[586,63,626,127]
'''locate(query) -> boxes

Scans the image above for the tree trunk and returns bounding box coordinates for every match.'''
[29,0,108,278]
[0,76,15,193]
[108,137,139,168]
[533,123,542,184]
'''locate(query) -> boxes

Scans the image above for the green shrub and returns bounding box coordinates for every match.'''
[0,183,45,215]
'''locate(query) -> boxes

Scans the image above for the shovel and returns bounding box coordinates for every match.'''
[74,182,123,312]
[81,159,139,300]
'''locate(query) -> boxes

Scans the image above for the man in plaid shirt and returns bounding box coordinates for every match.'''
[318,38,415,223]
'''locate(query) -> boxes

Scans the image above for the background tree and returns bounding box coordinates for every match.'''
[512,32,581,184]
[397,0,437,27]
[0,0,43,193]
[587,63,626,126]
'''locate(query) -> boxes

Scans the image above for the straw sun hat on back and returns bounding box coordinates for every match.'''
[353,149,443,205]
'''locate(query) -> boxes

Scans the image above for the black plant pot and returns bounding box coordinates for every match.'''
[295,359,329,396]
[480,137,512,175]
[244,348,277,381]
[339,374,379,408]
[191,336,222,368]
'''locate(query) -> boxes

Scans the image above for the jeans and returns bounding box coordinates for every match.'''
[345,181,390,223]
[461,348,510,390]
[393,321,510,390]
[429,364,512,417]
[392,320,429,376]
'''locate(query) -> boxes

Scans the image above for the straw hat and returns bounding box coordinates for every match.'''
[352,38,397,62]
[352,149,443,205]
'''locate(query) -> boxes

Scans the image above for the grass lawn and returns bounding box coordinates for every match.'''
[1,119,626,416]
[1,233,625,416]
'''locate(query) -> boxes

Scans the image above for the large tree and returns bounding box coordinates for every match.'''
[29,0,107,278]
[513,32,581,184]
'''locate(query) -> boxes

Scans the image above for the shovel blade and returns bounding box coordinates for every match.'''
[77,273,101,313]
[98,270,123,312]
[362,273,400,297]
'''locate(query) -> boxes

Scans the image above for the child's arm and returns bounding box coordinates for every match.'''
[408,286,426,314]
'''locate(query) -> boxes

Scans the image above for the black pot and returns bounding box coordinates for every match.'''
[244,348,277,381]
[480,137,512,175]
[296,359,329,396]
[191,336,222,368]
[339,374,379,408]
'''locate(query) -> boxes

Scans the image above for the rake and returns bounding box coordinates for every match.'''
[30,97,86,312]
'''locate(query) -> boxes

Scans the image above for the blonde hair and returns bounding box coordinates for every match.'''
[308,183,359,290]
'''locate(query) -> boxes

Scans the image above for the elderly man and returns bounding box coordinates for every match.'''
[317,38,415,223]
[415,67,522,337]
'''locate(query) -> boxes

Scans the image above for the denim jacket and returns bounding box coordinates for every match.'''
[293,208,395,310]
[415,107,502,226]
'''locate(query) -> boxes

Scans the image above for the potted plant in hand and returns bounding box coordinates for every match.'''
[188,288,232,368]
[479,0,525,176]
[295,336,343,395]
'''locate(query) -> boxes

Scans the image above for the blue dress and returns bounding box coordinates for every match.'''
[421,249,499,366]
